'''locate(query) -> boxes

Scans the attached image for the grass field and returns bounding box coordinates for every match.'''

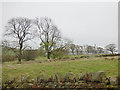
[2,56,118,80]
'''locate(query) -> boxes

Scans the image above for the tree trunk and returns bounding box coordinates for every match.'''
[72,50,74,55]
[18,43,22,64]
[18,49,22,63]
[111,51,114,54]
[47,52,50,60]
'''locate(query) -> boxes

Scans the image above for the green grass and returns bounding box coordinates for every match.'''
[2,56,118,80]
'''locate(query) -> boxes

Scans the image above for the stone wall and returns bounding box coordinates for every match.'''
[2,71,118,89]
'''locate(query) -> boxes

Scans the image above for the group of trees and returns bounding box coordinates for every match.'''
[3,17,66,63]
[69,44,104,55]
[62,43,117,55]
[2,17,117,63]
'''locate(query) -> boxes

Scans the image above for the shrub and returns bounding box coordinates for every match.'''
[38,48,46,57]
[2,47,17,62]
[2,54,16,62]
[51,48,69,59]
[80,56,89,58]
[51,50,64,59]
[22,50,38,61]
[97,54,120,57]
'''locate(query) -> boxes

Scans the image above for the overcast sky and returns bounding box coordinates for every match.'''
[2,2,118,48]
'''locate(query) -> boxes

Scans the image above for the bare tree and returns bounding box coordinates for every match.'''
[59,38,72,55]
[75,45,80,55]
[86,45,92,54]
[79,46,83,55]
[4,17,33,63]
[35,17,61,59]
[105,44,116,54]
[70,44,76,55]
[2,40,10,48]
[97,47,104,54]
